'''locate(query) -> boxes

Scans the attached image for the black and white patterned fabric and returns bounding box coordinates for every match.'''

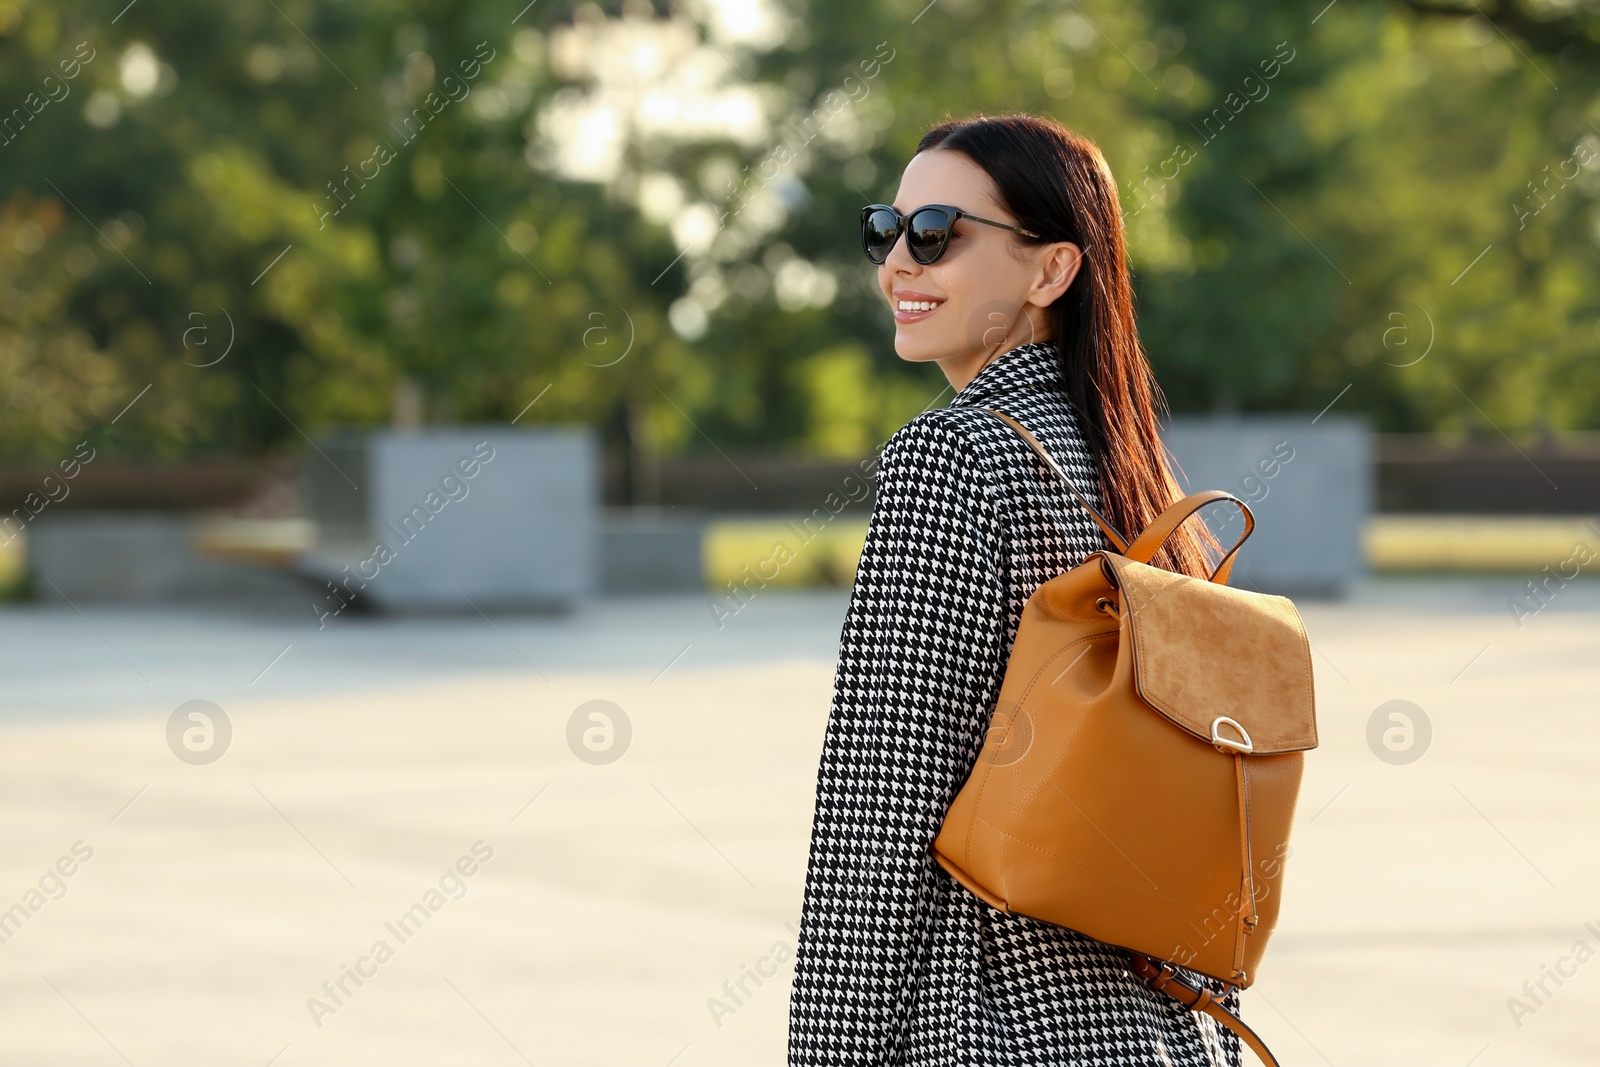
[787,341,1242,1066]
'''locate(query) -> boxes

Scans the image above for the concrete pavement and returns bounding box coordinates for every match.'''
[0,577,1597,1065]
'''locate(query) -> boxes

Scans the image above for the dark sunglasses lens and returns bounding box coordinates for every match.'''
[906,208,952,263]
[863,208,900,263]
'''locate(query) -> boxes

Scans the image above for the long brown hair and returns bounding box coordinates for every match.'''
[916,113,1218,578]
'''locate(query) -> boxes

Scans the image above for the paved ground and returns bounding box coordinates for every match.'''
[0,577,1597,1066]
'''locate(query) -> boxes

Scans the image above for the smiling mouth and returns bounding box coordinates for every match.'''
[896,299,944,312]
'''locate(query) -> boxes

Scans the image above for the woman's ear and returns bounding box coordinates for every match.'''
[1029,242,1084,308]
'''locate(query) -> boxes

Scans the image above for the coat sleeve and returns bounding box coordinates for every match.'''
[787,412,1009,1067]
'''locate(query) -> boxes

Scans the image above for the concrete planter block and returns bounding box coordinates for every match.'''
[298,427,597,613]
[598,506,708,593]
[25,512,309,602]
[1160,415,1371,596]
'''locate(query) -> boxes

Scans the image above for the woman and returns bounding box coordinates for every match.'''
[787,113,1235,1066]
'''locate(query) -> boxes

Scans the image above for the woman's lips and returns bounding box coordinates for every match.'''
[893,301,944,324]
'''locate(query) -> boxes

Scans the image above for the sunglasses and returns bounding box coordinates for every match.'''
[860,202,1042,265]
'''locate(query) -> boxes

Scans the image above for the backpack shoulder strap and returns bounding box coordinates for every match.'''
[982,407,1129,553]
[1128,954,1282,1067]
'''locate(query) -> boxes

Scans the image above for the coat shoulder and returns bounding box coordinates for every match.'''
[870,409,1012,528]
[881,407,1010,473]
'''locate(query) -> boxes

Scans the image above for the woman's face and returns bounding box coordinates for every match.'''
[877,148,1082,390]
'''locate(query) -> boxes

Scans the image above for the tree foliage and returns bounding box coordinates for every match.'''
[0,0,1594,476]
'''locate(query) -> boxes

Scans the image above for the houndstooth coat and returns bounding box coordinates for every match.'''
[787,341,1243,1066]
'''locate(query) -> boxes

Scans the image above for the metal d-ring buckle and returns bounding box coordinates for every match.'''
[1210,716,1254,754]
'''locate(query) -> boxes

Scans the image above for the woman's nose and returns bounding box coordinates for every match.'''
[882,228,920,272]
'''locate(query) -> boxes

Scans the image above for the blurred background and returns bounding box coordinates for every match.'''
[1,0,1597,1064]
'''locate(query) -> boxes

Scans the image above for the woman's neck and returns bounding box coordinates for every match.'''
[939,325,1052,392]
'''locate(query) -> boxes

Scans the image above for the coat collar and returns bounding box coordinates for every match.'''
[947,342,1064,409]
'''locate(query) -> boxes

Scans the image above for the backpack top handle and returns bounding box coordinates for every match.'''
[984,408,1255,585]
[1125,490,1256,586]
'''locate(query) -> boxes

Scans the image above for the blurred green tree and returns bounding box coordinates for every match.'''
[0,0,1595,484]
[0,0,693,490]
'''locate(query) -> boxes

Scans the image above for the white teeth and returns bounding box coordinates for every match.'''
[898,300,941,312]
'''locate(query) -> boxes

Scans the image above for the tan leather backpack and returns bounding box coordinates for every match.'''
[933,410,1319,1067]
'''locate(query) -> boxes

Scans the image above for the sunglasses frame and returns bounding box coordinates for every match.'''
[861,202,1043,265]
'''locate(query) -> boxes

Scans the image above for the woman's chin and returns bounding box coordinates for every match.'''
[892,333,949,364]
